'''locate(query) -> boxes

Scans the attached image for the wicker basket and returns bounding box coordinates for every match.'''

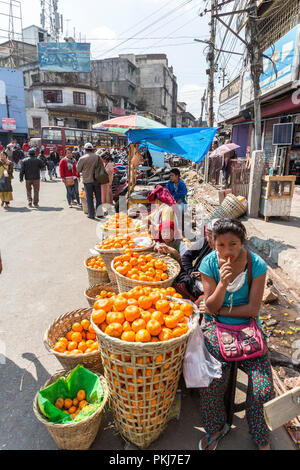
[95,240,155,285]
[43,308,103,373]
[84,283,119,308]
[91,297,198,449]
[33,369,109,450]
[111,254,181,293]
[80,196,88,215]
[210,193,247,220]
[85,256,110,287]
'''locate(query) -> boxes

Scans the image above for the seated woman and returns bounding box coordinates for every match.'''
[147,185,178,240]
[174,219,219,301]
[197,218,274,451]
[154,220,187,264]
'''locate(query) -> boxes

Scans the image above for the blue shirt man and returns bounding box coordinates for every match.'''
[166,168,188,205]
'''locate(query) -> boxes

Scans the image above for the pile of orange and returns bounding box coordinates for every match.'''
[95,289,115,301]
[91,286,193,343]
[113,250,169,282]
[104,213,135,233]
[86,256,106,271]
[52,319,98,355]
[54,389,88,420]
[97,235,136,251]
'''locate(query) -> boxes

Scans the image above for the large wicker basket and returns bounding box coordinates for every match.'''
[91,297,198,449]
[95,240,155,285]
[85,256,110,287]
[43,308,103,373]
[33,369,109,450]
[84,283,119,308]
[210,193,247,220]
[111,254,181,293]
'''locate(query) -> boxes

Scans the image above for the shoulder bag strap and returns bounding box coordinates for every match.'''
[247,250,252,291]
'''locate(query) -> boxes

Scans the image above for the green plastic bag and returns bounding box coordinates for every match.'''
[37,365,104,424]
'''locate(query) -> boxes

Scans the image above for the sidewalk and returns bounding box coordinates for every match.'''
[243,186,300,292]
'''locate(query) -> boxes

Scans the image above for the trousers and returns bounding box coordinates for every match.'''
[26,179,40,205]
[84,181,103,218]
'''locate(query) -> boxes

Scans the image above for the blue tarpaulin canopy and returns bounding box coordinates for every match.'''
[126,127,219,164]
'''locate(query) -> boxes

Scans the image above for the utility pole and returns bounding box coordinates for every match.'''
[199,89,207,126]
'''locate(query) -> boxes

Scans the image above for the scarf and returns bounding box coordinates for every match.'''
[66,157,74,172]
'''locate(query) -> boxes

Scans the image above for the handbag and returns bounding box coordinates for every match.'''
[214,250,267,362]
[94,156,109,184]
[65,176,75,186]
[0,174,12,192]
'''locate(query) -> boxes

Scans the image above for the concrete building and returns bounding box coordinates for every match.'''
[135,54,178,127]
[177,101,196,127]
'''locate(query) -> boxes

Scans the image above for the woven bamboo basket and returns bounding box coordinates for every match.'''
[85,256,110,287]
[111,254,181,293]
[43,308,103,373]
[33,369,109,450]
[90,297,199,448]
[210,193,247,220]
[84,283,119,308]
[95,240,155,285]
[80,196,88,215]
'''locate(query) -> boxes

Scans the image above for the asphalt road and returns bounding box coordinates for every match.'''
[0,175,296,450]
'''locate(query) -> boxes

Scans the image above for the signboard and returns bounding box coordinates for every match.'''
[38,42,91,72]
[219,76,241,104]
[241,25,299,106]
[112,106,126,116]
[218,95,240,123]
[236,0,265,33]
[2,117,16,130]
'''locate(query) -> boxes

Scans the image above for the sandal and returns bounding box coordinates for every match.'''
[199,423,231,450]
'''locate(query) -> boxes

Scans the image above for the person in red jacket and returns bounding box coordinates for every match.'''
[59,148,81,207]
[22,141,30,156]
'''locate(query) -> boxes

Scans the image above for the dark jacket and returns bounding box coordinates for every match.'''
[39,154,47,170]
[49,151,60,165]
[12,149,23,164]
[20,156,43,181]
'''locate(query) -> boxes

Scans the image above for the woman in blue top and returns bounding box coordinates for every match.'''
[198,218,274,451]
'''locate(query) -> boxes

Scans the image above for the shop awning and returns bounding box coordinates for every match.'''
[126,127,219,163]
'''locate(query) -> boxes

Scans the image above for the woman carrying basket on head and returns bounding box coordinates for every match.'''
[197,218,274,451]
[147,185,181,241]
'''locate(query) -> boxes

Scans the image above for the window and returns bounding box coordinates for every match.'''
[38,32,45,42]
[82,130,92,143]
[65,129,76,145]
[42,128,62,144]
[43,90,63,104]
[75,130,83,145]
[32,117,41,131]
[73,92,86,105]
[31,73,40,83]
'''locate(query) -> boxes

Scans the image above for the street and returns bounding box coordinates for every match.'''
[0,176,296,450]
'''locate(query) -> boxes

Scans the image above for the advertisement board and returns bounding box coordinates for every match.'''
[2,117,16,130]
[241,25,300,107]
[38,42,91,72]
[0,67,28,137]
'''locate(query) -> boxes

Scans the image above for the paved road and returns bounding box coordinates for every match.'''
[0,176,295,450]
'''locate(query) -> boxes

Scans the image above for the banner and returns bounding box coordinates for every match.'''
[2,117,16,131]
[38,42,91,72]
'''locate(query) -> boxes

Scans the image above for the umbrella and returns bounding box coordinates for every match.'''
[93,114,166,131]
[209,142,240,158]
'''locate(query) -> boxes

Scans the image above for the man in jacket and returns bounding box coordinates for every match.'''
[49,146,60,178]
[76,142,104,219]
[20,148,43,207]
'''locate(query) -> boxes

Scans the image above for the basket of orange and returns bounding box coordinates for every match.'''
[103,212,146,237]
[84,284,119,308]
[33,366,109,450]
[85,255,109,287]
[111,250,181,293]
[43,308,103,373]
[89,286,199,448]
[95,237,154,284]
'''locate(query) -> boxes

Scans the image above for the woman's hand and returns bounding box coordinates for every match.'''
[219,260,233,287]
[155,243,172,255]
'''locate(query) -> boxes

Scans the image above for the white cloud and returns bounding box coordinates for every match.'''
[88,26,118,59]
[178,83,206,119]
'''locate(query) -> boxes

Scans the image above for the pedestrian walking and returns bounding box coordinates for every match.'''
[46,156,55,180]
[12,144,23,170]
[72,147,81,162]
[76,142,104,220]
[49,146,60,178]
[22,140,30,157]
[0,151,14,208]
[20,148,43,207]
[197,218,274,451]
[100,151,114,206]
[39,150,47,181]
[59,148,80,207]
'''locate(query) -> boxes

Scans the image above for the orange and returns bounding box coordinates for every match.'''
[161,273,168,281]
[151,310,165,325]
[72,322,83,333]
[78,400,88,409]
[165,287,176,296]
[88,325,96,334]
[57,337,68,346]
[73,398,79,407]
[158,327,173,342]
[173,293,183,299]
[100,322,107,332]
[105,323,123,338]
[121,331,136,342]
[127,298,139,306]
[172,325,188,337]
[124,305,140,322]
[180,303,194,317]
[86,339,94,348]
[91,341,99,350]
[53,342,66,353]
[67,341,78,351]
[64,398,73,409]
[86,331,96,340]
[55,397,64,409]
[66,331,73,341]
[131,318,146,333]
[146,319,162,336]
[78,341,87,352]
[138,296,153,310]
[122,320,132,332]
[81,319,90,330]
[151,336,159,342]
[106,311,125,325]
[92,309,106,325]
[94,298,113,312]
[140,311,152,323]
[68,405,77,415]
[71,331,82,343]
[114,296,128,311]
[155,299,170,314]
[77,389,86,401]
[135,329,151,343]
